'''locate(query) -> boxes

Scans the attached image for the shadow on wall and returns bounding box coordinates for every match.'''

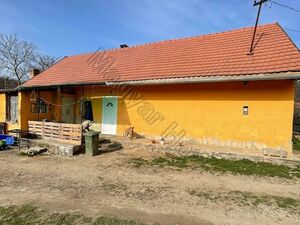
[118,98,147,136]
[132,81,294,102]
[117,98,131,127]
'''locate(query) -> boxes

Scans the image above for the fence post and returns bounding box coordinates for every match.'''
[42,121,45,139]
[59,123,63,140]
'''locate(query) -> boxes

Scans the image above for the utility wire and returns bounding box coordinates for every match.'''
[284,27,300,33]
[271,0,300,13]
[266,1,300,34]
[244,8,256,27]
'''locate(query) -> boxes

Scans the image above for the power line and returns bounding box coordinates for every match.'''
[271,0,300,13]
[244,8,256,27]
[284,27,300,33]
[266,1,300,34]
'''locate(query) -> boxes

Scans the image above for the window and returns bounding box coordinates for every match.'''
[31,99,48,113]
[6,94,18,123]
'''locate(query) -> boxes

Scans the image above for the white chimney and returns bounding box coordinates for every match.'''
[29,68,40,79]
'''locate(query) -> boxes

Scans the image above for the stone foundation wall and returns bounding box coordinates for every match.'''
[121,139,300,167]
[29,139,82,156]
[143,135,277,151]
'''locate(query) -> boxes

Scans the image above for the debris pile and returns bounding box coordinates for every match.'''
[20,147,47,156]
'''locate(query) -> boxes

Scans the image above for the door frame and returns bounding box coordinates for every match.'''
[61,95,75,123]
[101,96,118,135]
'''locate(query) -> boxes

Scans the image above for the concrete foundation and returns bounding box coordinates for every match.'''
[29,139,82,156]
[112,137,300,167]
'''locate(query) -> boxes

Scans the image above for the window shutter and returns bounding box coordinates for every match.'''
[10,96,18,123]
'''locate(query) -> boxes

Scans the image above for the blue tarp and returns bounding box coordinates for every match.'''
[0,135,15,145]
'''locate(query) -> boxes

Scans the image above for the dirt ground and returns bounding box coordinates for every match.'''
[0,148,299,225]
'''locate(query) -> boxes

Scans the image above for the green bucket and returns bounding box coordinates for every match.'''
[0,140,6,150]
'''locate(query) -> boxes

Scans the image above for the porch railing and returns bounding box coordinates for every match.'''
[28,121,82,145]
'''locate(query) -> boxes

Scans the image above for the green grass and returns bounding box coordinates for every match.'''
[0,205,149,225]
[130,155,300,179]
[18,152,34,157]
[293,135,300,151]
[188,190,300,214]
[293,141,300,151]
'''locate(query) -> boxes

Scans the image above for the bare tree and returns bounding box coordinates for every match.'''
[0,34,37,85]
[0,76,18,89]
[34,54,58,72]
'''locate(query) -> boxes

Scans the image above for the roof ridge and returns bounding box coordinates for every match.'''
[67,23,279,58]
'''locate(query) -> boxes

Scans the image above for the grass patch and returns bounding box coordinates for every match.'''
[293,135,300,151]
[188,190,300,214]
[18,152,34,157]
[130,155,300,179]
[0,205,149,225]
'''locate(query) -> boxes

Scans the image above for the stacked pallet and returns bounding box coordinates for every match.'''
[28,121,82,145]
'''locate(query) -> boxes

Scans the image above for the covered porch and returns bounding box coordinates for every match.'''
[20,85,122,137]
[26,121,123,156]
[15,85,124,155]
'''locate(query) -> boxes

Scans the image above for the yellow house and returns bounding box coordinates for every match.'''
[0,89,21,132]
[2,23,300,153]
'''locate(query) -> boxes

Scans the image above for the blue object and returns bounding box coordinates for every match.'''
[0,135,15,145]
[83,101,94,121]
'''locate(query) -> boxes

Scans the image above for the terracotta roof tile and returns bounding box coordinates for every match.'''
[22,23,300,87]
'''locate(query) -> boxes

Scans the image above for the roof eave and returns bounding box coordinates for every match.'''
[0,88,18,93]
[17,72,300,90]
[17,81,106,91]
[105,72,300,86]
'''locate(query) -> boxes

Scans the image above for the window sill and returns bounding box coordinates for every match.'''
[6,121,19,125]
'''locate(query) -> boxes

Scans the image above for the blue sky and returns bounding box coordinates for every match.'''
[0,0,299,57]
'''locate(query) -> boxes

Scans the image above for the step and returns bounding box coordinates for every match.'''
[98,142,122,152]
[99,138,111,144]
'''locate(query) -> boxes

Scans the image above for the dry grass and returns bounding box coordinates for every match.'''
[188,190,300,214]
[0,205,149,225]
[130,155,300,179]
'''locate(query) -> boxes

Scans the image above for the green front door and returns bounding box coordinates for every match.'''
[61,96,74,123]
[102,97,118,135]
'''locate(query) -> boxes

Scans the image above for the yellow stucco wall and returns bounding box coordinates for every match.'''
[0,90,74,131]
[71,80,295,152]
[19,91,61,130]
[0,93,6,123]
[0,92,20,131]
[124,81,295,151]
[17,79,295,152]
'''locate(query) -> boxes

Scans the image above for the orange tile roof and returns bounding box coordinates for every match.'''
[22,23,300,87]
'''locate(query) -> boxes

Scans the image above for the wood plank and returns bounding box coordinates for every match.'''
[28,121,82,144]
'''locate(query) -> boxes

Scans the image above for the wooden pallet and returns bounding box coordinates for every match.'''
[28,121,82,145]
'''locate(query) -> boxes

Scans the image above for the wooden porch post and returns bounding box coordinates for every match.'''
[80,86,84,124]
[38,91,40,121]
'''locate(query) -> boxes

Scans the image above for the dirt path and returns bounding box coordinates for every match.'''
[0,149,299,225]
